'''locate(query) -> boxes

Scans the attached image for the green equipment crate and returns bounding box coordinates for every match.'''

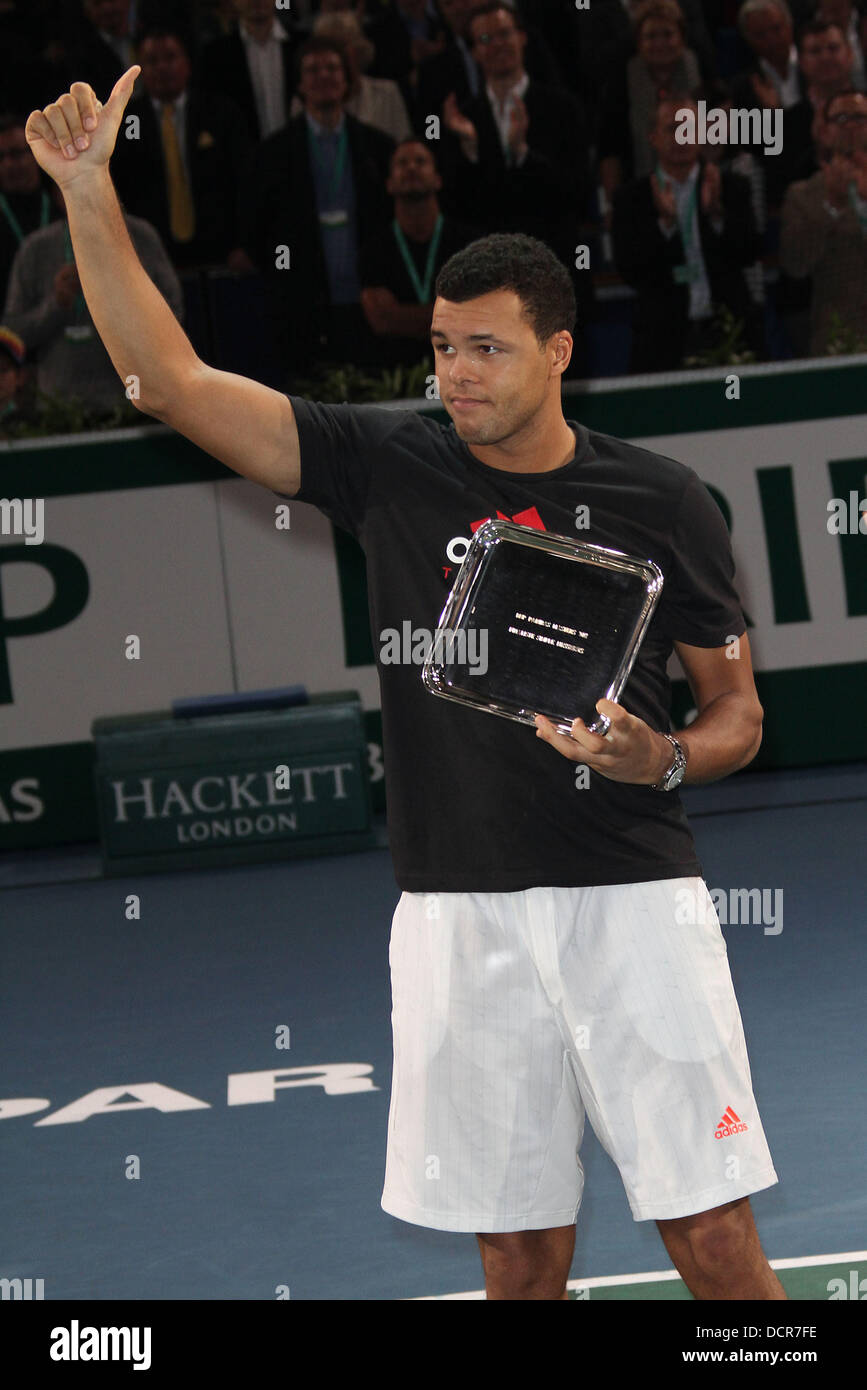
[92,691,376,875]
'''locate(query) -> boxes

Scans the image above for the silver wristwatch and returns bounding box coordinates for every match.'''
[650,733,687,791]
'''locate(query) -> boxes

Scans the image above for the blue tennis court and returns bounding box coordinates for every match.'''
[2,759,864,1301]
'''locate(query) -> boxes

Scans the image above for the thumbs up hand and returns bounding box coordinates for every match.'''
[25,65,140,188]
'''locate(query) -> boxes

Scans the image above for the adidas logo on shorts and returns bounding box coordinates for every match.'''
[715,1105,749,1139]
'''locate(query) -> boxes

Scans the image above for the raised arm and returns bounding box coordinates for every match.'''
[24,67,300,496]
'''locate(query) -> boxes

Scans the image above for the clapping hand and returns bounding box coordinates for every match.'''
[507,96,529,159]
[750,72,780,109]
[650,171,677,227]
[700,161,722,218]
[443,92,477,144]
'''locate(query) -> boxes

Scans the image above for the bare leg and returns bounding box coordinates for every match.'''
[657,1197,787,1300]
[476,1225,576,1300]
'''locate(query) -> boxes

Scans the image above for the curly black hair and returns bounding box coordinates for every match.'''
[434,233,576,347]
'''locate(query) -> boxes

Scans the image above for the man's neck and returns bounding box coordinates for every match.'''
[242,17,274,44]
[489,68,523,100]
[765,49,791,79]
[309,103,343,130]
[659,158,696,183]
[395,196,440,239]
[468,415,577,475]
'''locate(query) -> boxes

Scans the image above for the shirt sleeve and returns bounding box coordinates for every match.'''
[280,395,407,540]
[659,469,747,646]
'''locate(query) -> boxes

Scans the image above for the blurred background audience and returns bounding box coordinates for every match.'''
[1,0,865,430]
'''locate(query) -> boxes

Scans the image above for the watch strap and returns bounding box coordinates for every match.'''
[650,733,686,790]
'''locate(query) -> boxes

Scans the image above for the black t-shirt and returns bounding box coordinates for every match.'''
[283,397,746,892]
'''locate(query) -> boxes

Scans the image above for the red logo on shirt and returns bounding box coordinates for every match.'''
[443,508,547,580]
[470,506,547,533]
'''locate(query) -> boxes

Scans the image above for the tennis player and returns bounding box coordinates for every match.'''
[26,67,786,1301]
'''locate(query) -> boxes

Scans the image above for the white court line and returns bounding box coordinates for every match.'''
[411,1250,867,1300]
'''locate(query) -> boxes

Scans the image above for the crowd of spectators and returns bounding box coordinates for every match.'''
[1,0,866,432]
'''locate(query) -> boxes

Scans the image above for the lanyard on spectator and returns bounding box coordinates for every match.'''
[308,123,349,222]
[392,215,443,303]
[655,161,699,283]
[0,190,50,244]
[847,180,867,235]
[62,220,93,341]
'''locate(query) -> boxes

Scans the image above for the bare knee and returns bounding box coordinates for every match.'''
[477,1227,574,1300]
[660,1199,757,1275]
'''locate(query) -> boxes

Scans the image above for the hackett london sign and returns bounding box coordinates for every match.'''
[106,761,357,848]
[91,696,376,873]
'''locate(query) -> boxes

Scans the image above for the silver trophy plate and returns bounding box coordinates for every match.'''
[422,519,664,736]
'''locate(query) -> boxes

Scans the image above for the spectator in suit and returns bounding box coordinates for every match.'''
[774,20,857,197]
[598,0,703,207]
[415,0,483,128]
[439,4,591,252]
[611,95,762,371]
[817,0,867,89]
[241,36,396,373]
[69,0,141,99]
[415,0,483,125]
[414,0,561,135]
[0,115,63,313]
[361,0,448,102]
[779,88,867,351]
[3,183,183,411]
[730,0,806,111]
[288,10,414,143]
[392,0,450,68]
[198,0,297,143]
[109,25,254,270]
[693,78,769,321]
[359,137,481,365]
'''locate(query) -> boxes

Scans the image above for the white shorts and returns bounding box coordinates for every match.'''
[380,878,778,1232]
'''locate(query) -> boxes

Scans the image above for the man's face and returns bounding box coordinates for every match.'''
[298,50,348,109]
[387,142,441,198]
[743,5,793,63]
[826,90,867,152]
[86,0,130,35]
[0,127,40,193]
[650,101,700,172]
[430,290,566,445]
[801,26,851,85]
[138,36,191,102]
[637,17,684,68]
[468,8,527,81]
[234,0,275,23]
